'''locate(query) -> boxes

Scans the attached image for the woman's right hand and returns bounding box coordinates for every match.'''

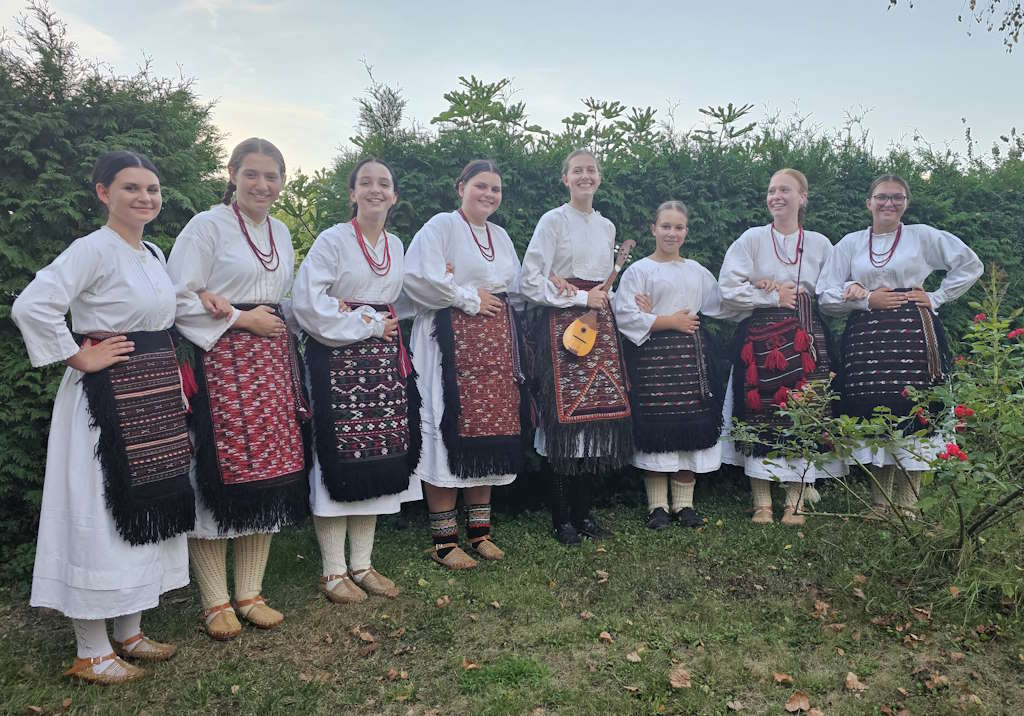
[379,316,400,342]
[776,281,797,309]
[868,288,908,310]
[843,283,869,301]
[235,305,286,338]
[477,288,503,317]
[586,287,609,310]
[66,335,135,373]
[754,279,777,292]
[672,309,700,334]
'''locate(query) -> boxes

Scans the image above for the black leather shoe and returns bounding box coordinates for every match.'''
[675,506,704,528]
[553,522,582,545]
[575,515,614,540]
[646,507,671,530]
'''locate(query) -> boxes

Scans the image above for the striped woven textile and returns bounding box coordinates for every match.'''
[80,330,195,545]
[434,295,524,478]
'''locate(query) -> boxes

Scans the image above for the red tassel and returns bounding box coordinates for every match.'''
[745,361,758,385]
[746,388,763,412]
[795,378,807,390]
[793,328,810,352]
[801,351,816,374]
[740,340,754,365]
[766,348,788,372]
[774,386,789,406]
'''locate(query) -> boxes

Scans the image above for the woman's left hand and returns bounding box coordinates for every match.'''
[905,287,932,308]
[199,290,233,320]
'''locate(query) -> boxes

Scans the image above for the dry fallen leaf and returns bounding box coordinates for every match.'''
[623,685,641,693]
[844,671,868,692]
[62,698,72,709]
[385,668,400,681]
[447,578,456,586]
[359,631,376,643]
[836,647,845,656]
[299,672,312,683]
[468,614,479,622]
[924,673,950,690]
[854,574,868,584]
[490,601,501,609]
[435,595,451,608]
[25,707,42,714]
[595,570,609,583]
[824,623,846,633]
[807,710,825,716]
[599,631,614,644]
[461,657,480,671]
[784,690,811,713]
[626,651,641,663]
[812,600,830,619]
[668,663,691,689]
[323,633,333,645]
[314,671,331,684]
[773,672,794,685]
[896,687,909,697]
[579,610,594,620]
[726,700,744,711]
[230,685,239,695]
[949,651,965,664]
[949,585,961,598]
[870,615,891,626]
[358,642,378,657]
[853,587,866,600]
[596,546,607,553]
[911,605,932,622]
[388,627,406,638]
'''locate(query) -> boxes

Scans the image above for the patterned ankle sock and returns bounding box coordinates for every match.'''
[466,503,492,544]
[429,509,459,559]
[643,475,669,512]
[187,537,230,610]
[233,533,272,603]
[670,478,695,512]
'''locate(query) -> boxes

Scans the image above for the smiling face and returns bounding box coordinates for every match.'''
[766,172,806,225]
[96,166,162,231]
[230,152,283,220]
[867,180,909,229]
[562,153,601,202]
[349,161,397,223]
[651,208,688,259]
[458,171,502,224]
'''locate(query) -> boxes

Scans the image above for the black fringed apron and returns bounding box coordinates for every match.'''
[433,294,526,478]
[304,303,418,501]
[729,293,834,456]
[840,293,948,429]
[534,279,634,475]
[78,330,195,545]
[183,304,310,533]
[624,327,723,453]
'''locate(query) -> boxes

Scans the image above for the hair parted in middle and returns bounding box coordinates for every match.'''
[652,200,690,224]
[561,149,601,176]
[221,137,287,205]
[348,156,399,219]
[455,159,501,192]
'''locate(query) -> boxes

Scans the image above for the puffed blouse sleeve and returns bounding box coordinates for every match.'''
[697,264,735,320]
[165,215,240,350]
[520,211,589,309]
[816,234,868,317]
[920,226,983,311]
[718,233,780,316]
[11,237,104,367]
[402,214,481,315]
[611,262,654,346]
[291,232,382,347]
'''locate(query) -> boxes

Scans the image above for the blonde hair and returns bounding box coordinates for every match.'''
[770,168,809,223]
[561,149,601,177]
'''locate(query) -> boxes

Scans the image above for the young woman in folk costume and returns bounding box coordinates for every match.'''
[12,151,194,684]
[403,160,525,569]
[166,138,309,639]
[612,201,734,530]
[719,168,842,525]
[292,158,421,602]
[521,149,633,545]
[817,174,982,517]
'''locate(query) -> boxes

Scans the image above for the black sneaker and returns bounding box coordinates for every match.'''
[646,507,671,530]
[575,515,614,540]
[675,507,704,528]
[553,522,582,545]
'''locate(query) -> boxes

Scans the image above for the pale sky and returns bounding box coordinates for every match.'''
[3,0,1022,173]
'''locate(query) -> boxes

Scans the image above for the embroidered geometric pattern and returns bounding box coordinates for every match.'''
[548,299,631,425]
[325,337,408,462]
[449,300,520,439]
[111,338,193,488]
[202,329,305,485]
[631,331,710,418]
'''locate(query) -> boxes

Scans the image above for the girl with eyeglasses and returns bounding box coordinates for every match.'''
[817,174,982,516]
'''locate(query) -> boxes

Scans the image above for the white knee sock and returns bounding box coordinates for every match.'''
[750,477,772,509]
[111,611,142,647]
[347,515,377,573]
[233,533,273,603]
[870,465,895,506]
[643,475,669,512]
[188,537,230,610]
[670,479,695,512]
[72,618,112,659]
[314,515,349,578]
[783,483,805,511]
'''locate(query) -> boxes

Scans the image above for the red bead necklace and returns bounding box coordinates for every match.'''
[352,219,391,276]
[769,223,803,265]
[458,209,495,262]
[869,223,902,268]
[233,203,279,272]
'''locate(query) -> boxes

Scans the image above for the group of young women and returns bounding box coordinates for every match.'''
[12,139,982,684]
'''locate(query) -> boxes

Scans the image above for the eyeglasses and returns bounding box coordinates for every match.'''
[871,193,907,205]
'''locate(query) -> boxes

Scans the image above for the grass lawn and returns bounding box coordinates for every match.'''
[1,481,1021,715]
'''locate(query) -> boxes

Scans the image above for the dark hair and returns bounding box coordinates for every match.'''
[652,200,689,224]
[348,157,398,219]
[221,137,286,205]
[91,150,159,188]
[561,149,601,176]
[868,174,911,201]
[455,159,501,192]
